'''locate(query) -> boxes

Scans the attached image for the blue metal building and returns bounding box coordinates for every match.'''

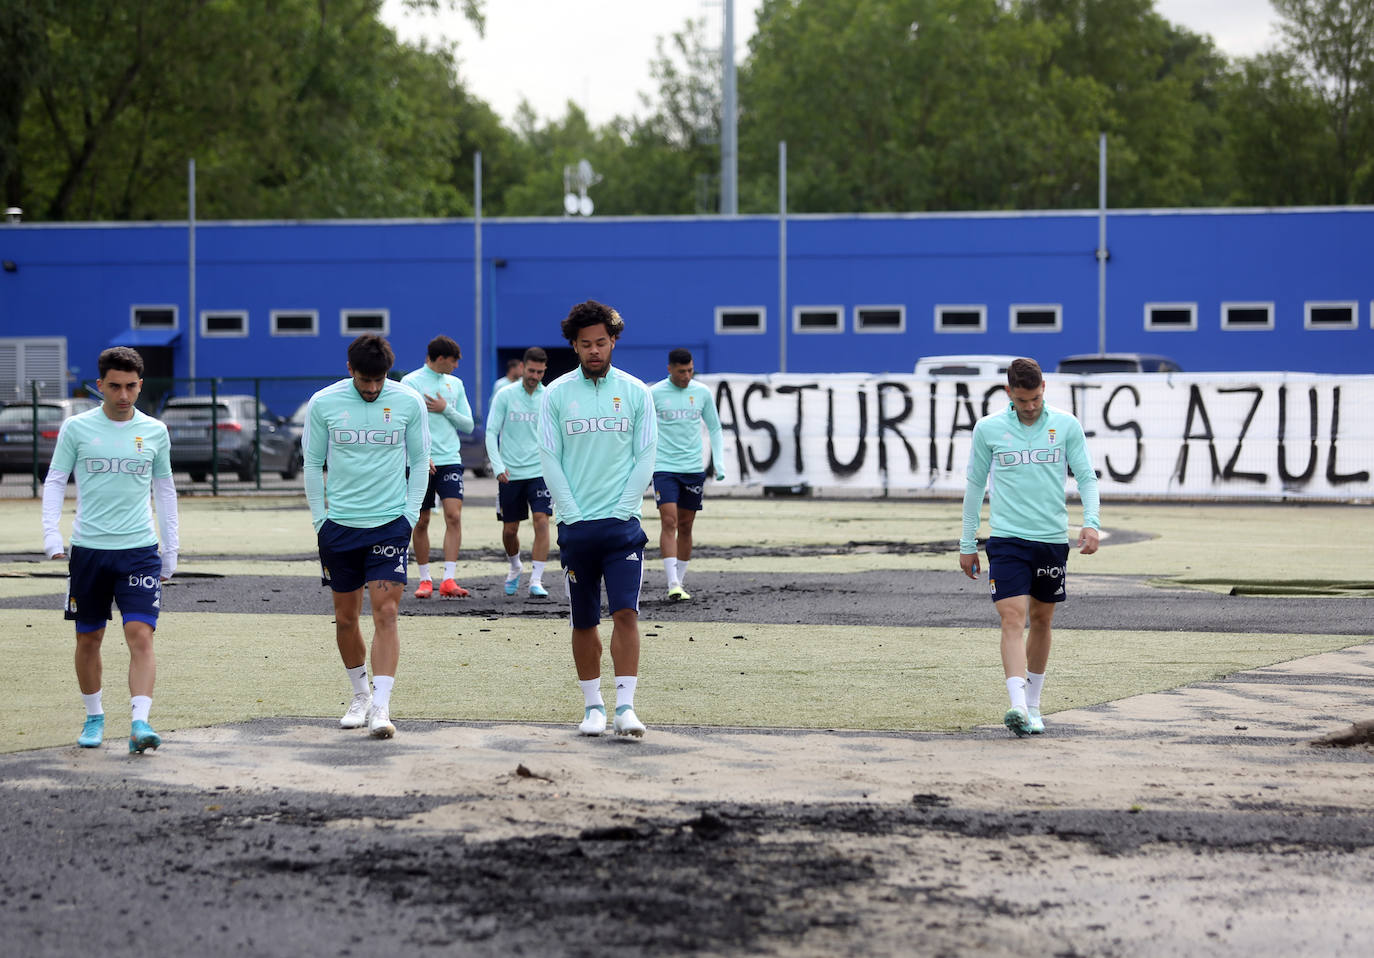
[1,207,1371,413]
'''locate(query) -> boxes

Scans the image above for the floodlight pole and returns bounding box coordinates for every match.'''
[474,151,484,412]
[720,0,738,215]
[188,158,197,396]
[778,140,787,374]
[1097,133,1107,355]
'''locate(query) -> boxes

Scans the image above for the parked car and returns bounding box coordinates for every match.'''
[913,354,1022,377]
[0,397,100,480]
[160,395,300,481]
[1056,353,1182,374]
[285,398,491,477]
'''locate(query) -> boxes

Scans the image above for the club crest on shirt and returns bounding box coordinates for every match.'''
[613,396,621,413]
[1047,428,1057,444]
[135,436,143,453]
[383,407,392,424]
[688,396,695,405]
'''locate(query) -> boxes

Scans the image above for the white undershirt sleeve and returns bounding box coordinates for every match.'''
[41,469,70,558]
[153,476,180,578]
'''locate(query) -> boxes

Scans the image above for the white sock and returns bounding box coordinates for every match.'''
[346,664,369,696]
[82,691,103,717]
[131,695,152,723]
[579,678,604,708]
[443,561,456,581]
[676,560,689,586]
[662,556,678,586]
[372,674,395,710]
[615,675,638,710]
[531,560,546,586]
[507,553,522,577]
[1026,670,1046,709]
[417,563,431,582]
[1006,676,1027,713]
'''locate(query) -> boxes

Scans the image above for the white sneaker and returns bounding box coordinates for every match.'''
[613,705,646,738]
[1027,706,1046,734]
[340,691,371,729]
[579,705,607,736]
[367,704,395,739]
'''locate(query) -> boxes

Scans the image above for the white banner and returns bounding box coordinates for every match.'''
[698,373,1374,500]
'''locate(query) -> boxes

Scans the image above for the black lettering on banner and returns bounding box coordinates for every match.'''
[944,383,979,472]
[826,388,867,477]
[1173,385,1221,484]
[980,384,1004,418]
[1101,385,1143,482]
[714,381,749,480]
[1068,382,1105,478]
[927,382,939,478]
[777,384,819,475]
[1326,386,1371,485]
[742,382,782,474]
[1276,385,1318,486]
[1217,385,1267,484]
[876,382,917,477]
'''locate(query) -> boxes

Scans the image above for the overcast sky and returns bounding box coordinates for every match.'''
[380,1,1283,127]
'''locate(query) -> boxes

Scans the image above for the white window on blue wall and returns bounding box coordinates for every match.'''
[201,310,248,338]
[1010,304,1061,333]
[271,310,318,337]
[1144,302,1196,331]
[131,305,177,330]
[1221,302,1274,331]
[1304,301,1357,330]
[933,304,983,334]
[341,309,389,336]
[856,305,906,333]
[715,306,765,334]
[792,306,843,334]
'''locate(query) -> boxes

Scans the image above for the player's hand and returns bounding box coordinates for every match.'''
[428,460,437,475]
[424,392,446,413]
[959,552,980,579]
[51,552,67,560]
[1077,527,1100,556]
[714,470,726,482]
[497,471,510,483]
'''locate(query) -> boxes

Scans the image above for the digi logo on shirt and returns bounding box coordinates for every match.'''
[331,428,403,445]
[658,409,701,421]
[85,458,151,475]
[564,417,630,435]
[994,448,1063,467]
[508,412,538,423]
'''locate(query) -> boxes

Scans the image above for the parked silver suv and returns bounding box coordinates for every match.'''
[161,395,300,482]
[0,397,100,481]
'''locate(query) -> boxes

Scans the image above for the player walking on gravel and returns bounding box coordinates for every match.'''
[650,348,725,601]
[485,346,552,598]
[402,335,475,599]
[42,347,179,754]
[959,357,1100,737]
[538,301,657,738]
[304,334,429,738]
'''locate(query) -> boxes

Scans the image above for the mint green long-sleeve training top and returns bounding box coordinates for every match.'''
[649,378,725,475]
[485,381,545,480]
[400,365,473,466]
[303,378,430,532]
[537,364,657,525]
[960,402,1100,553]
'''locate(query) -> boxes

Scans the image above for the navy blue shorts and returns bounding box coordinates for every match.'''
[653,471,707,512]
[65,545,163,633]
[557,518,648,629]
[421,464,465,511]
[986,537,1071,604]
[318,516,412,594]
[497,477,553,523]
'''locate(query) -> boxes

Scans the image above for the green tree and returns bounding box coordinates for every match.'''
[1272,0,1374,202]
[1222,50,1333,204]
[10,0,487,220]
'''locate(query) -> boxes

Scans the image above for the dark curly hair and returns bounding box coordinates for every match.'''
[560,300,624,344]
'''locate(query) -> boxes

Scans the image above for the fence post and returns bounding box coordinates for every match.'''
[29,381,40,498]
[254,377,262,489]
[210,378,219,496]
